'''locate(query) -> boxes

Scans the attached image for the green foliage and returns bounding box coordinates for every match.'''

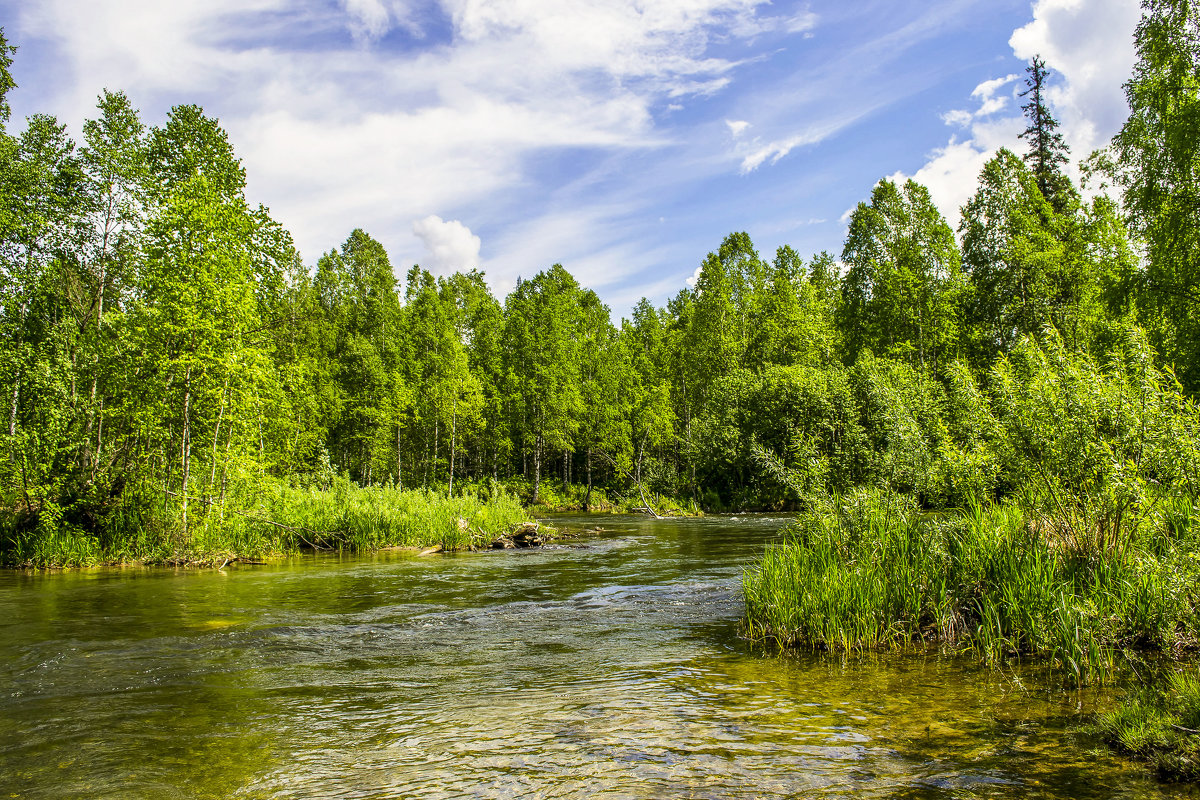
[4,3,1200,609]
[502,265,590,501]
[257,478,526,553]
[0,28,15,127]
[1111,0,1200,389]
[145,104,246,204]
[0,476,528,566]
[1018,55,1074,210]
[840,178,964,373]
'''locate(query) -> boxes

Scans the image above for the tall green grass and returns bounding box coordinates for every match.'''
[743,487,1200,685]
[472,476,700,516]
[0,475,529,567]
[254,479,528,552]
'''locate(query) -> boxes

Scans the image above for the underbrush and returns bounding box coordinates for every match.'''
[478,476,700,516]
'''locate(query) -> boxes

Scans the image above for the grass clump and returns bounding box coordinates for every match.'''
[743,487,1200,686]
[257,478,528,552]
[1097,670,1200,780]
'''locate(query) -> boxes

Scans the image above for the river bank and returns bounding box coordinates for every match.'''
[0,473,701,569]
[741,487,1200,783]
[743,488,1200,685]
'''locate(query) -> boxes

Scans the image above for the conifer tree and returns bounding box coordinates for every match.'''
[1018,56,1073,210]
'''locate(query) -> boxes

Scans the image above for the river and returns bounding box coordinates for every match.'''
[0,514,1192,798]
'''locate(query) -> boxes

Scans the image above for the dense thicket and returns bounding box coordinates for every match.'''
[1,3,1199,570]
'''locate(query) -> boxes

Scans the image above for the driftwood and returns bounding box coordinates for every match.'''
[216,557,267,569]
[491,521,547,549]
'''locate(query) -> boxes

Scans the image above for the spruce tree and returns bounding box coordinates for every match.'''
[1018,55,1073,210]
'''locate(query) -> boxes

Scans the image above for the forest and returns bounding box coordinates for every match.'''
[3,3,1200,563]
[5,0,1200,780]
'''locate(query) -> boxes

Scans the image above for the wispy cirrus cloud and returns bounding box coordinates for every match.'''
[9,0,802,279]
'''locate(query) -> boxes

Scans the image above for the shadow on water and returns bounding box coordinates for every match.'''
[0,514,1195,798]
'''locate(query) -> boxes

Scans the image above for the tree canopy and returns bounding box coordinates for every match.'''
[1,3,1198,547]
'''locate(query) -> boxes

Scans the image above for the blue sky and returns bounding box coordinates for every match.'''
[1,0,1141,317]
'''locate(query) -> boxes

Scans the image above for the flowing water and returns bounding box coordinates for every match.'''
[0,514,1195,799]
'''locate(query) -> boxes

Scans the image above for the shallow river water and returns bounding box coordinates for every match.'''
[1,514,1196,799]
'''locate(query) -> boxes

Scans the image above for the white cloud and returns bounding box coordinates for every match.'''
[412,215,482,274]
[941,74,1018,128]
[942,108,974,128]
[889,118,1023,230]
[894,0,1139,228]
[975,95,1010,117]
[729,7,818,37]
[1009,0,1141,156]
[725,4,973,178]
[343,0,391,41]
[483,204,674,300]
[13,0,797,269]
[726,119,750,137]
[972,74,1019,104]
[784,10,818,34]
[738,117,853,173]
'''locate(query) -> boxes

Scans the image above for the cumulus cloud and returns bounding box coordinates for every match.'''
[1009,0,1142,156]
[894,0,1139,228]
[889,118,1023,230]
[412,215,482,274]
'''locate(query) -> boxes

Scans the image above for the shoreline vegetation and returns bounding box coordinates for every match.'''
[739,327,1200,779]
[0,479,528,568]
[5,0,1200,782]
[0,476,700,569]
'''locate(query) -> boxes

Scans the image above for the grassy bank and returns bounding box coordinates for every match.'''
[0,476,529,568]
[742,488,1200,686]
